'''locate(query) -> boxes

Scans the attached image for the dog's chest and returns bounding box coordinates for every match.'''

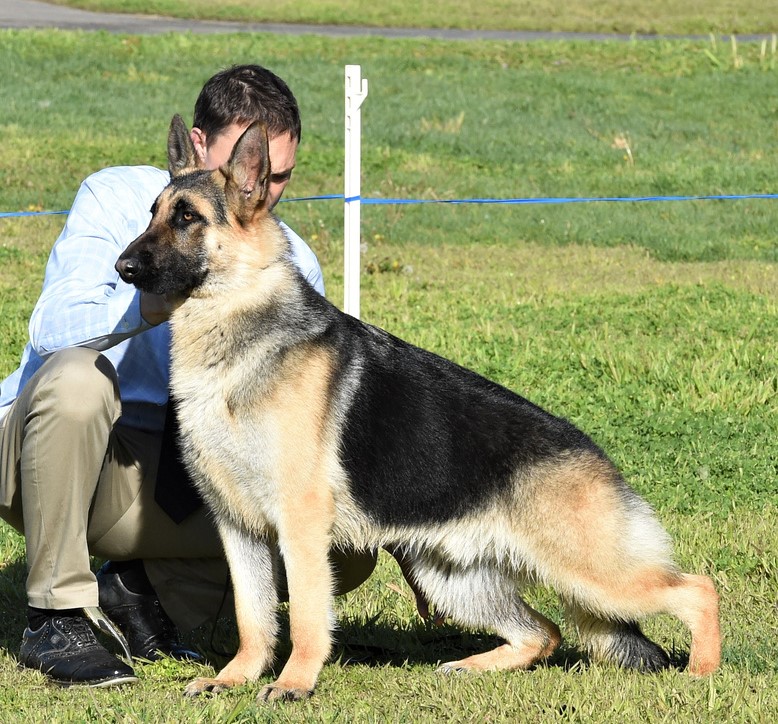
[169,328,284,529]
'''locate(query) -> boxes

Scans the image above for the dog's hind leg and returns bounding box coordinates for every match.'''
[562,604,671,672]
[523,454,721,675]
[407,556,561,672]
[563,573,720,676]
[647,572,720,675]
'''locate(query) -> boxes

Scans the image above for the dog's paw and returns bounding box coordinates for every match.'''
[183,677,234,697]
[258,681,313,703]
[436,661,471,675]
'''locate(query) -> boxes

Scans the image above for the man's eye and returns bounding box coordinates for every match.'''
[270,172,292,184]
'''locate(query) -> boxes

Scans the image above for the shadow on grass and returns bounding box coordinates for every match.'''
[189,612,691,676]
[332,618,690,673]
[0,559,30,656]
[335,624,585,672]
[1,558,690,676]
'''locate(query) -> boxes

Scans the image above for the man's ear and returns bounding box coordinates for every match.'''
[167,114,199,177]
[189,127,209,167]
[225,122,271,221]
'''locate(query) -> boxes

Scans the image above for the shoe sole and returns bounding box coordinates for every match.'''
[53,674,139,688]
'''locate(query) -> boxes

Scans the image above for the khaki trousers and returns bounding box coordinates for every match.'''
[0,348,375,632]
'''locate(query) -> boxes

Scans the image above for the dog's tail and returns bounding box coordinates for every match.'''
[564,608,671,671]
[515,452,721,675]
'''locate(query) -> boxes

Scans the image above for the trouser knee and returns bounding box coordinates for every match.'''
[34,348,121,425]
[0,348,121,533]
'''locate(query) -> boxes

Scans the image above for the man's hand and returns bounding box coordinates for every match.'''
[140,292,181,326]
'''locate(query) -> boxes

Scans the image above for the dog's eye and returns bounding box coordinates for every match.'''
[173,205,200,228]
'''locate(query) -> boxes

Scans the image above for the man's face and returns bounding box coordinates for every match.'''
[190,123,297,210]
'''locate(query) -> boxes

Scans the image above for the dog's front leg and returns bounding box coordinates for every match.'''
[258,489,335,702]
[184,521,279,697]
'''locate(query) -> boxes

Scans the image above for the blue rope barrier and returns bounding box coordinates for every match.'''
[0,210,70,219]
[283,194,344,202]
[2,192,776,218]
[348,193,778,205]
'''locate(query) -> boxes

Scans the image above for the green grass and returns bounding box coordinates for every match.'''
[1,24,777,722]
[52,0,778,36]
[2,31,778,264]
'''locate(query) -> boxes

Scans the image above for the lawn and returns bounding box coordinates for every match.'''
[0,17,776,723]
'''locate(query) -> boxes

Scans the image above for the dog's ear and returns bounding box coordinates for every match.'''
[167,114,198,178]
[224,122,271,223]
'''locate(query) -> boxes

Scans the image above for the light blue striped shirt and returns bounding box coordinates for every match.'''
[0,165,325,432]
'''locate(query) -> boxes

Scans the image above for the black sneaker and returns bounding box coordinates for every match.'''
[96,562,201,662]
[19,615,138,687]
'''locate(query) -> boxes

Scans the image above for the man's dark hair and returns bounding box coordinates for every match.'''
[193,64,301,144]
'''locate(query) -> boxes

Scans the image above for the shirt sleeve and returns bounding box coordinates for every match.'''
[279,221,326,296]
[28,169,160,356]
[29,173,323,358]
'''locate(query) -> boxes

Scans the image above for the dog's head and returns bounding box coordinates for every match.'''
[116,113,278,298]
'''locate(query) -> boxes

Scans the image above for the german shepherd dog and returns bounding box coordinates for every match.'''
[116,115,720,701]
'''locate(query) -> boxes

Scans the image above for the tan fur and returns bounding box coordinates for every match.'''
[174,303,341,698]
[510,454,680,607]
[261,347,339,700]
[659,574,722,675]
[441,608,562,673]
[117,116,721,703]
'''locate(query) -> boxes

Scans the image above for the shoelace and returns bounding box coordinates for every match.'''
[54,617,99,649]
[146,601,177,644]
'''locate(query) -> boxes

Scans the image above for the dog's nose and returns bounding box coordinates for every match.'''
[115,257,142,282]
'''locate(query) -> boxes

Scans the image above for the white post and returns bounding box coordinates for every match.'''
[344,65,368,318]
